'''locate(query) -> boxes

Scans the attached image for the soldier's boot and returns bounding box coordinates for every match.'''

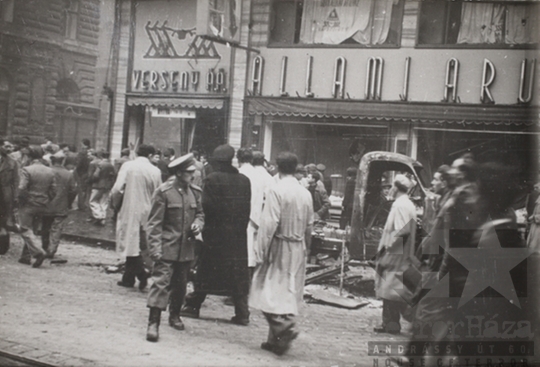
[146,307,161,342]
[168,296,185,331]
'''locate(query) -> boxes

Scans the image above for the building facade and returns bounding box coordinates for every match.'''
[108,0,251,157]
[242,0,539,195]
[0,0,111,149]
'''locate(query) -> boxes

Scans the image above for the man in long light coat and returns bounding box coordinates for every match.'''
[374,174,417,335]
[249,152,313,356]
[237,147,267,270]
[111,144,162,289]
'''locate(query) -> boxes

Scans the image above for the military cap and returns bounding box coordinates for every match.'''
[316,163,326,172]
[212,144,235,162]
[168,153,197,172]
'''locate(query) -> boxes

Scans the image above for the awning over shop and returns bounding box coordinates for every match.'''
[247,97,538,127]
[126,94,226,109]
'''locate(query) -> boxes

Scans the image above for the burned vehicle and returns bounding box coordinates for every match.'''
[348,151,428,261]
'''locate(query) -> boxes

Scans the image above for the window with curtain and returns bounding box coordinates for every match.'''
[418,1,539,47]
[269,0,403,46]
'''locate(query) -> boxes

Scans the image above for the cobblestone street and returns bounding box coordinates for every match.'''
[0,234,405,367]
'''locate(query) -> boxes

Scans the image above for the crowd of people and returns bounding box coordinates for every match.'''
[1,134,538,359]
[373,153,540,364]
[110,143,315,355]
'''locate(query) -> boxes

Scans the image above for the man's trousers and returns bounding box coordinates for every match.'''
[89,189,110,220]
[19,207,46,261]
[381,299,414,333]
[263,313,297,348]
[41,215,67,258]
[147,260,190,311]
[76,177,89,211]
[184,290,250,320]
[122,255,147,286]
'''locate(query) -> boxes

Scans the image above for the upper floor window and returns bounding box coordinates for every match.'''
[0,0,14,22]
[418,1,539,47]
[64,0,79,39]
[269,0,404,47]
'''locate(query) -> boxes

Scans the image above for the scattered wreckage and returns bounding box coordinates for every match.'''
[305,152,428,308]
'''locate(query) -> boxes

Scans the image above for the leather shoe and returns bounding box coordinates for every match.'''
[180,305,199,319]
[117,281,134,288]
[373,327,400,335]
[32,253,46,268]
[18,258,31,265]
[169,315,185,330]
[231,315,249,326]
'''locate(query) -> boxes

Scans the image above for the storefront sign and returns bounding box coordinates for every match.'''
[400,57,410,101]
[518,59,536,104]
[305,55,314,97]
[365,57,383,100]
[197,0,242,44]
[444,58,459,103]
[251,56,264,96]
[151,107,196,119]
[132,69,225,93]
[280,56,288,97]
[131,1,231,95]
[332,57,346,99]
[480,59,496,104]
[258,54,536,105]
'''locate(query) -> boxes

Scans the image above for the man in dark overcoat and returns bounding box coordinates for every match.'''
[181,144,252,325]
[145,153,204,342]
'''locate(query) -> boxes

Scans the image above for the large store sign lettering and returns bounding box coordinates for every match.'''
[252,56,537,104]
[132,69,227,93]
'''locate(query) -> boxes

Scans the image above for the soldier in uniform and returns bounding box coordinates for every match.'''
[145,153,204,342]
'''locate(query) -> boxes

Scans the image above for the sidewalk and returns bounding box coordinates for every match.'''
[0,229,406,366]
[62,209,116,248]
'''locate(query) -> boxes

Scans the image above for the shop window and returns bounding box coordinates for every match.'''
[64,0,79,39]
[269,0,404,47]
[418,1,539,47]
[57,78,81,103]
[0,0,14,22]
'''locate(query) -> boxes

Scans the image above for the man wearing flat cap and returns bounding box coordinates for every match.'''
[374,174,417,335]
[182,144,252,326]
[145,153,204,342]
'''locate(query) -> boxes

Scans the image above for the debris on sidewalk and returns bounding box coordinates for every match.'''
[305,232,377,301]
[304,284,371,309]
[308,289,369,309]
[105,261,125,273]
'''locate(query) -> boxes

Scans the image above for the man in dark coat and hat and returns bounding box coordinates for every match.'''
[181,144,252,325]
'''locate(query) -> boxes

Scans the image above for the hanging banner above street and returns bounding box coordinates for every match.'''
[197,0,242,44]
